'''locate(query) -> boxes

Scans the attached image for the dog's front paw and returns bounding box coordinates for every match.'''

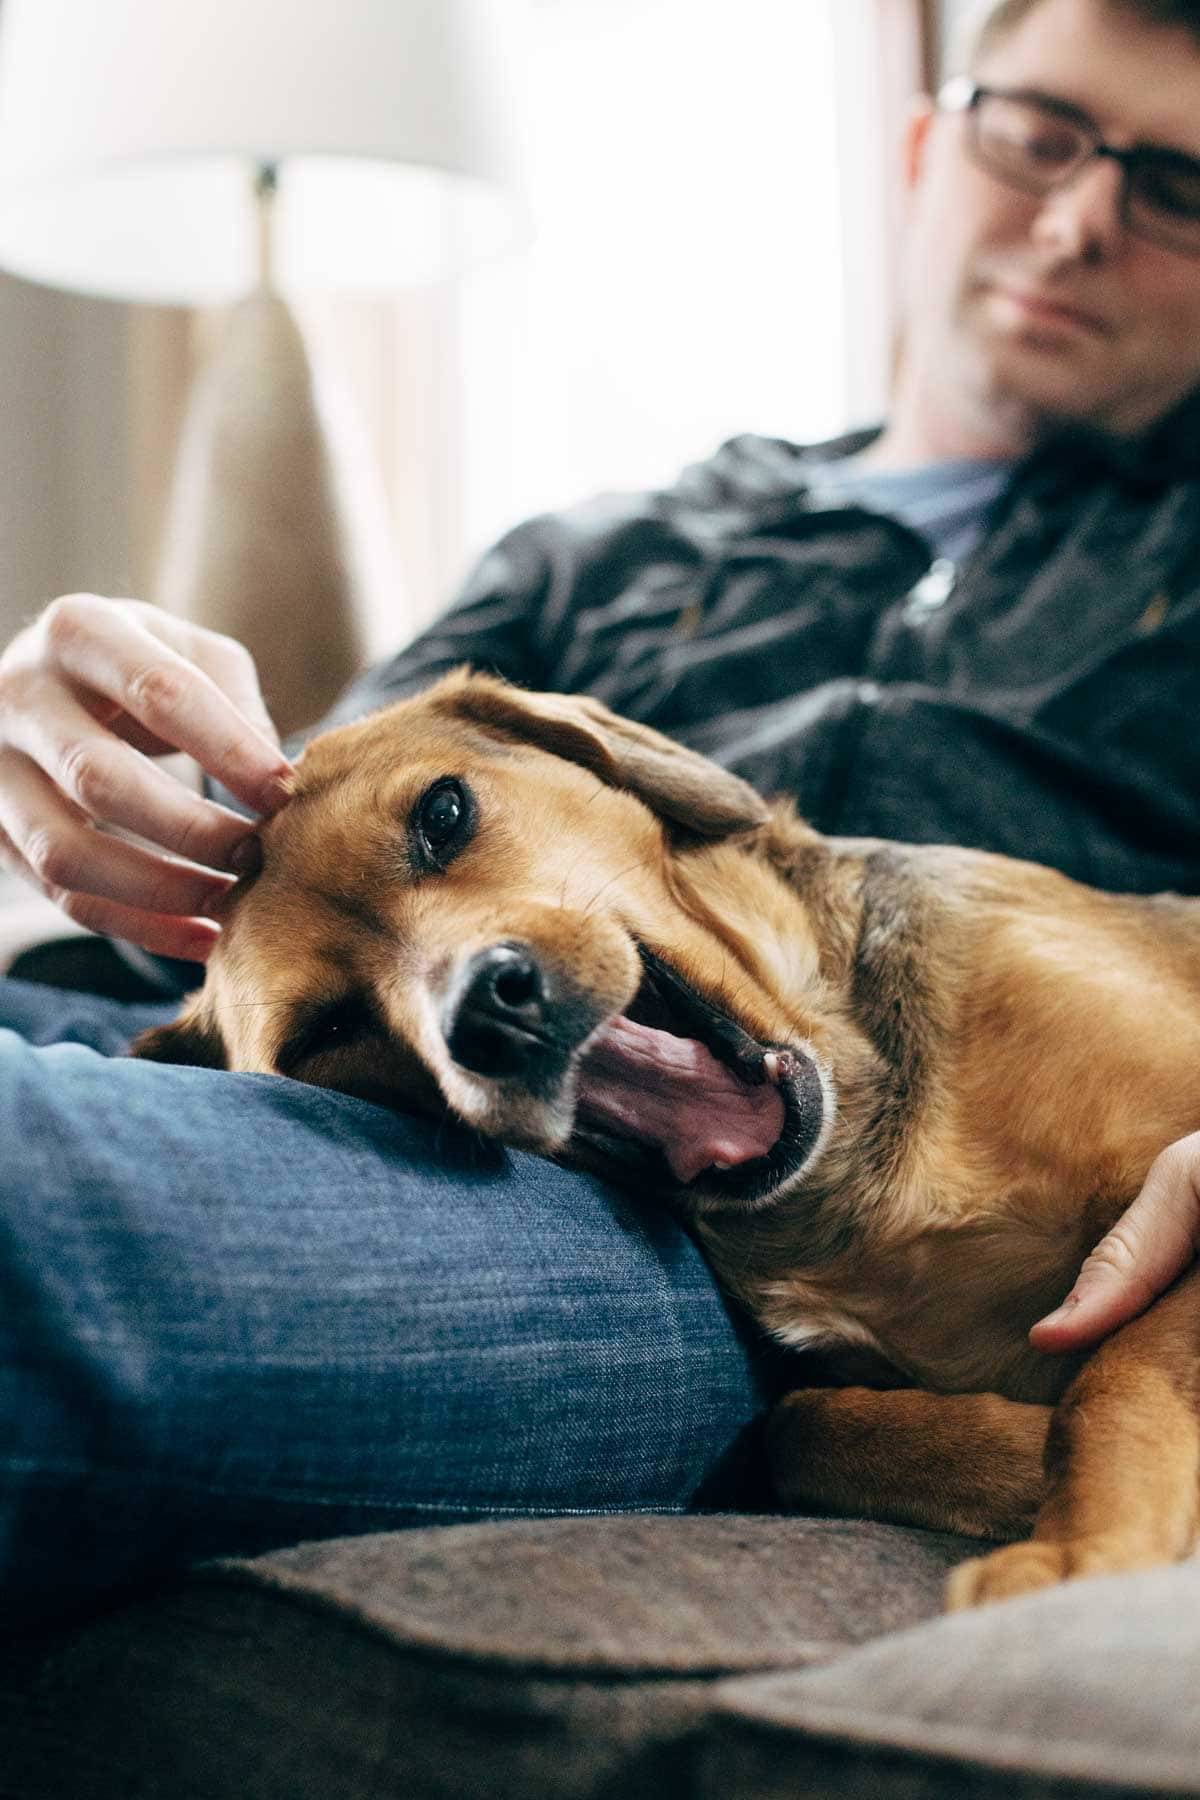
[946,1542,1072,1609]
[945,1533,1169,1610]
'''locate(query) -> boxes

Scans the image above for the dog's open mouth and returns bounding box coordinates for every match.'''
[572,946,827,1203]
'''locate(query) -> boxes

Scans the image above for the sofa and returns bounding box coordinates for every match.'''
[3,1508,1199,1799]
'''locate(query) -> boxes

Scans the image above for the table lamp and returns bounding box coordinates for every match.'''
[0,0,524,734]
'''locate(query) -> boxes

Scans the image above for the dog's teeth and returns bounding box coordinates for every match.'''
[762,1049,797,1083]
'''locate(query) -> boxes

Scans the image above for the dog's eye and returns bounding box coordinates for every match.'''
[277,994,375,1075]
[422,784,463,844]
[312,1000,366,1049]
[413,778,473,868]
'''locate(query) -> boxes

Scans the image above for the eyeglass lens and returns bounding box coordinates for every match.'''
[971,92,1200,252]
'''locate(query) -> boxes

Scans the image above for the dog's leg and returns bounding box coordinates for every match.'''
[767,1386,1049,1543]
[947,1266,1200,1610]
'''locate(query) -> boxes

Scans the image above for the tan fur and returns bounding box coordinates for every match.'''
[133,670,1200,1608]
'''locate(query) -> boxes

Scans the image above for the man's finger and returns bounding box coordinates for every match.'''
[38,597,293,815]
[7,686,268,874]
[0,752,235,921]
[0,795,222,963]
[148,608,284,751]
[55,889,222,963]
[1029,1137,1200,1352]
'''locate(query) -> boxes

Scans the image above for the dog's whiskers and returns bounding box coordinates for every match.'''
[219,1001,293,1010]
[578,862,649,921]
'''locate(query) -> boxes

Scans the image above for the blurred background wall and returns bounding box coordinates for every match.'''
[0,278,130,638]
[0,0,946,655]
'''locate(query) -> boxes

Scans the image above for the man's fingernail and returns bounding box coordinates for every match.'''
[261,770,295,814]
[228,834,262,876]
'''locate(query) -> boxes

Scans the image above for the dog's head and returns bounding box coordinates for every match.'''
[133,669,835,1212]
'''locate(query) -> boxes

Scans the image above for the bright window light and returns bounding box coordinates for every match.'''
[452,0,867,561]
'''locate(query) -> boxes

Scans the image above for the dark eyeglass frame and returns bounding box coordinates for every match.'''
[938,75,1200,257]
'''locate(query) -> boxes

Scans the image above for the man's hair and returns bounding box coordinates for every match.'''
[949,0,1200,73]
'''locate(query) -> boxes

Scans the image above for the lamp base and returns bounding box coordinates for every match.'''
[154,291,387,740]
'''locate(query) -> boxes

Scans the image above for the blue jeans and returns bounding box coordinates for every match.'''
[1,977,784,1630]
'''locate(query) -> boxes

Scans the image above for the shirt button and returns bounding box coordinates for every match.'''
[905,558,957,615]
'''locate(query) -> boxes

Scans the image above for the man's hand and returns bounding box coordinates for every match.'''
[0,594,294,963]
[1030,1132,1200,1352]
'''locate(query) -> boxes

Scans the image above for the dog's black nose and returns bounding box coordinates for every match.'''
[446,945,552,1079]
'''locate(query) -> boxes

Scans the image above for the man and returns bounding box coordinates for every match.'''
[2,0,1199,1624]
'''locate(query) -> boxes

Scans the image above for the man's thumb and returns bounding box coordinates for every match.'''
[1029,1137,1200,1353]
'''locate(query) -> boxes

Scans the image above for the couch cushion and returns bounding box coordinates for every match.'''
[702,1558,1200,1799]
[0,1513,968,1800]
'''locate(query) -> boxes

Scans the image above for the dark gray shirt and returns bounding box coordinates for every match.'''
[319,403,1200,900]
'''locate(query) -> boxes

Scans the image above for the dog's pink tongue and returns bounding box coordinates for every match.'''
[576,1015,785,1183]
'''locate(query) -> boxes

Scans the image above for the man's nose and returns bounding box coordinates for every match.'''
[1031,156,1126,262]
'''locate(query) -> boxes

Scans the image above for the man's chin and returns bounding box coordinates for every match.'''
[968,333,1119,443]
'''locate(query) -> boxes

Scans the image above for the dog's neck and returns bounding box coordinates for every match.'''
[682,815,1095,1407]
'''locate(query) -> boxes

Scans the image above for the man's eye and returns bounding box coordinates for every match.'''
[1023,126,1077,167]
[413,779,473,865]
[1137,158,1200,221]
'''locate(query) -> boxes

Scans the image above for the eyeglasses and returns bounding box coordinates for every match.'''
[938,76,1200,258]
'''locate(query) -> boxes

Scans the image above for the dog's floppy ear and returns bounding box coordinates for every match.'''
[440,670,768,838]
[129,1007,228,1070]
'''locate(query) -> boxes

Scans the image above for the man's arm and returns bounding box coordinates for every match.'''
[710,684,1200,899]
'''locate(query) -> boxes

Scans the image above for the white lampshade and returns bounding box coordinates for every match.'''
[0,0,526,303]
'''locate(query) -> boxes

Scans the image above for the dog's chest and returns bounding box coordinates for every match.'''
[727,1217,1087,1407]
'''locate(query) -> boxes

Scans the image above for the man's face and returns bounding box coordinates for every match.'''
[902,0,1200,441]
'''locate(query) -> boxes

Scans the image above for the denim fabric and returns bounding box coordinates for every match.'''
[0,977,780,1631]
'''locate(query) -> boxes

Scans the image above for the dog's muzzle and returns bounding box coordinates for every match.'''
[442,943,603,1098]
[440,938,829,1204]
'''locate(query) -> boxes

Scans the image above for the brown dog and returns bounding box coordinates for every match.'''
[134,669,1200,1608]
